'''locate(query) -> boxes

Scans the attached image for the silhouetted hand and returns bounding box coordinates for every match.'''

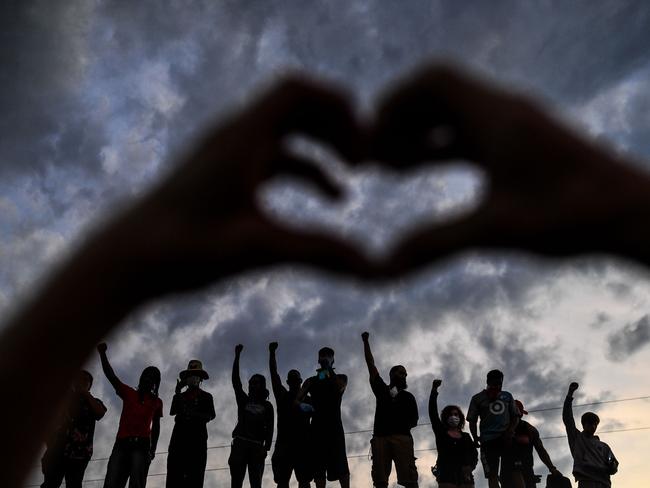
[431,379,442,390]
[235,344,244,355]
[568,382,579,394]
[175,378,185,395]
[96,343,107,354]
[269,342,278,352]
[361,331,369,341]
[372,63,650,272]
[108,77,377,303]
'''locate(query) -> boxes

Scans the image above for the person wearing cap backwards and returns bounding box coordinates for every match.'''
[563,382,618,488]
[297,345,350,488]
[97,342,162,488]
[361,331,419,488]
[466,370,519,488]
[166,359,216,488]
[500,399,562,488]
[230,344,275,488]
[268,341,314,488]
[40,370,107,488]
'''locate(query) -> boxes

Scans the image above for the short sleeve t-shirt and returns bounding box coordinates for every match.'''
[232,388,274,444]
[116,382,163,439]
[370,375,418,436]
[466,389,516,441]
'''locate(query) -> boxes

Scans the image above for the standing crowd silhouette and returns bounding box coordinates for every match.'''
[3,62,645,488]
[39,333,618,488]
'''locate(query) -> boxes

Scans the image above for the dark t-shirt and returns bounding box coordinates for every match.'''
[232,387,274,446]
[169,388,216,447]
[306,371,346,432]
[370,375,418,436]
[272,383,311,446]
[115,381,163,439]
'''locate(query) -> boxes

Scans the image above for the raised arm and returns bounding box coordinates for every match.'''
[233,344,244,396]
[428,379,444,432]
[83,392,107,420]
[563,382,579,449]
[268,342,285,399]
[96,343,121,391]
[361,331,379,380]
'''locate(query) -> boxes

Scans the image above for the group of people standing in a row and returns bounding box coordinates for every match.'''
[40,334,618,488]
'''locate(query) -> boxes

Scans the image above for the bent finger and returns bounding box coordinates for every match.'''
[252,76,364,165]
[270,151,342,199]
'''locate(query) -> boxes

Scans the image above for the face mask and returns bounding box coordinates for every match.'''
[186,376,201,387]
[447,415,461,427]
[389,386,399,398]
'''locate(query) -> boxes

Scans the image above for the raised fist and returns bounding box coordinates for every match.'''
[432,379,442,390]
[361,331,369,341]
[97,343,107,354]
[235,344,244,354]
[269,342,278,352]
[568,382,579,393]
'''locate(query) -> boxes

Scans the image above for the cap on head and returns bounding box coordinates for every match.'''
[486,369,504,386]
[318,347,335,357]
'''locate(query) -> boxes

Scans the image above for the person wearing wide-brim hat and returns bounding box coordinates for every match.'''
[166,360,216,488]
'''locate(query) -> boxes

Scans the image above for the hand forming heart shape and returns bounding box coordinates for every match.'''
[3,62,650,488]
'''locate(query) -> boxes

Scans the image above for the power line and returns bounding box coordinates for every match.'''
[25,425,650,486]
[81,393,650,463]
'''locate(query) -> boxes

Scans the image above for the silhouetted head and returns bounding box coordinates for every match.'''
[581,412,600,437]
[441,405,466,430]
[138,366,161,397]
[485,370,503,399]
[73,370,93,392]
[287,369,302,390]
[249,374,269,401]
[389,365,407,390]
[318,347,335,369]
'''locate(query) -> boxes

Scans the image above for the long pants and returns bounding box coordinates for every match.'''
[41,450,89,488]
[103,441,151,488]
[228,438,266,488]
[166,444,207,488]
[370,434,419,488]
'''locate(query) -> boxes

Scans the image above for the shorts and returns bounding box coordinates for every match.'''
[370,434,418,488]
[311,425,349,481]
[480,436,513,479]
[272,442,312,484]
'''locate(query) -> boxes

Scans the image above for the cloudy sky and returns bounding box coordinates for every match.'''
[4,1,650,487]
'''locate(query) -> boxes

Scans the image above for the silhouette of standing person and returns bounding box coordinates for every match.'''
[500,400,561,488]
[298,346,350,488]
[563,382,618,488]
[269,342,313,488]
[466,370,519,488]
[429,379,477,488]
[229,344,274,488]
[97,343,162,488]
[41,370,107,488]
[166,360,216,488]
[361,332,419,488]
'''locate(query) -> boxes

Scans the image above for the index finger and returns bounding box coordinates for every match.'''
[252,76,364,165]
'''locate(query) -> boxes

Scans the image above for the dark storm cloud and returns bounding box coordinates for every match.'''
[607,314,650,360]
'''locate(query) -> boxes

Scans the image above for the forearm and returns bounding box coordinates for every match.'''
[0,228,142,488]
[232,355,241,388]
[150,422,160,453]
[469,422,479,442]
[536,444,556,471]
[428,390,442,428]
[363,339,375,370]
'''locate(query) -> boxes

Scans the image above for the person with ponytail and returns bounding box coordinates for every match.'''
[429,379,478,488]
[97,343,163,488]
